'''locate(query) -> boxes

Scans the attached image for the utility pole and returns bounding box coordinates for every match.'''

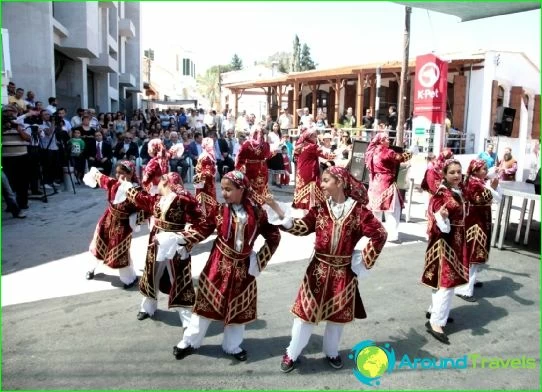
[396,6,411,147]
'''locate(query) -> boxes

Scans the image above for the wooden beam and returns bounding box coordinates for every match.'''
[293,82,299,128]
[334,79,341,126]
[370,76,376,117]
[356,72,364,127]
[234,90,239,119]
[311,84,318,118]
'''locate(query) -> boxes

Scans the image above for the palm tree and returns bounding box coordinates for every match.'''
[196,66,220,108]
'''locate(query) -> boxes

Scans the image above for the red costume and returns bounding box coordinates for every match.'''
[89,165,140,270]
[194,137,218,216]
[141,139,184,195]
[422,185,469,289]
[235,128,272,202]
[181,171,281,325]
[127,173,204,311]
[365,133,412,212]
[282,167,385,324]
[464,160,494,264]
[421,149,454,195]
[292,129,334,210]
[280,152,291,186]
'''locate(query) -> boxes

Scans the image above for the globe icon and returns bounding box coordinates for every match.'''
[356,346,389,378]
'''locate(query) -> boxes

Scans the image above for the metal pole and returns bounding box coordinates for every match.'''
[397,6,411,147]
[374,66,382,129]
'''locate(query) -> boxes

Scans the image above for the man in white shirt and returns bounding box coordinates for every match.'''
[88,108,100,129]
[278,109,292,133]
[296,107,312,126]
[71,108,85,128]
[46,97,57,115]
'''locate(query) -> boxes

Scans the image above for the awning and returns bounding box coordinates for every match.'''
[143,82,158,96]
[393,2,540,22]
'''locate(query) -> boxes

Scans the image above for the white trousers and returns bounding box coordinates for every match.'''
[427,288,454,327]
[177,314,245,354]
[286,318,344,361]
[139,259,192,327]
[375,189,401,241]
[88,254,137,285]
[455,264,479,297]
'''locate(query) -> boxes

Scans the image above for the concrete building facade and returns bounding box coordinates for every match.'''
[1,1,142,116]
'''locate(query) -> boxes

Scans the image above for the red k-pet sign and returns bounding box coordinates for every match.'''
[413,54,448,124]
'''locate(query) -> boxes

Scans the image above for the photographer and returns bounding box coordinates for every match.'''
[2,105,31,209]
[38,110,62,188]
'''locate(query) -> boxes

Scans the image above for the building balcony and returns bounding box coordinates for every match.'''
[109,86,119,101]
[119,18,135,39]
[88,53,118,73]
[119,72,136,88]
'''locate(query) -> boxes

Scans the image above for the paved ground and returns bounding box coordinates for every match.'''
[2,180,540,390]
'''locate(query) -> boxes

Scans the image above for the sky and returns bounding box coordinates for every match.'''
[141,1,540,74]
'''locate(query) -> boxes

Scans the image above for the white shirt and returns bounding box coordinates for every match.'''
[46,105,57,115]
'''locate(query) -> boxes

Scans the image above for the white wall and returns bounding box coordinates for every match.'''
[465,68,486,152]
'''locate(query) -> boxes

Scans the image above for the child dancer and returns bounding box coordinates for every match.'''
[265,166,386,372]
[172,170,281,362]
[83,161,140,288]
[193,137,218,216]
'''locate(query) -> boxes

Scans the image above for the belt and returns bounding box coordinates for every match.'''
[245,159,266,164]
[108,206,130,220]
[216,238,251,262]
[154,219,185,232]
[314,252,351,267]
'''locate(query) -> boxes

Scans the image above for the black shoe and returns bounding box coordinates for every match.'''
[173,345,194,360]
[280,353,295,373]
[229,349,247,362]
[19,205,29,210]
[85,271,95,280]
[474,282,483,288]
[456,294,477,302]
[137,311,151,321]
[123,277,138,290]
[425,312,454,323]
[425,321,450,344]
[326,355,343,369]
[31,191,43,195]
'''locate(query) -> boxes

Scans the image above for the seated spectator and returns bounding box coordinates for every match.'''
[188,132,203,166]
[85,130,113,176]
[114,131,139,161]
[8,88,26,114]
[497,147,517,181]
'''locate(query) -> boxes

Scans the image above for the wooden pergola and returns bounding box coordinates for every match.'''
[224,56,485,128]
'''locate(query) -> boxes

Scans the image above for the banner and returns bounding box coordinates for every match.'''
[413,54,448,124]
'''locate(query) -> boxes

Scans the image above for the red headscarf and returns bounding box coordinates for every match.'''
[201,137,216,161]
[365,132,390,174]
[148,138,169,174]
[435,148,454,172]
[162,171,185,196]
[118,160,139,184]
[466,158,487,176]
[326,166,369,205]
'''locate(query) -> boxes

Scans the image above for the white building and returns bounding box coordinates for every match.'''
[221,64,286,120]
[142,47,199,109]
[1,1,142,116]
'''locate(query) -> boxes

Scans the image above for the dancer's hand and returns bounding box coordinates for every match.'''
[438,205,449,220]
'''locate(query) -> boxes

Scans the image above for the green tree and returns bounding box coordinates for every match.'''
[255,51,292,73]
[196,64,232,108]
[299,43,316,71]
[292,35,301,72]
[230,54,243,70]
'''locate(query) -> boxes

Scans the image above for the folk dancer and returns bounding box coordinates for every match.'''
[125,171,204,325]
[83,161,141,288]
[291,128,335,210]
[454,159,501,301]
[264,167,385,372]
[235,127,272,204]
[423,159,470,344]
[193,137,218,216]
[172,171,281,362]
[365,133,412,242]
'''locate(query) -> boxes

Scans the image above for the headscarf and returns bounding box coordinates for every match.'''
[148,138,169,174]
[466,158,487,176]
[223,170,251,191]
[435,148,454,172]
[365,132,390,175]
[162,171,185,196]
[118,160,139,184]
[201,137,216,161]
[249,127,264,147]
[326,166,368,205]
[295,128,317,147]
